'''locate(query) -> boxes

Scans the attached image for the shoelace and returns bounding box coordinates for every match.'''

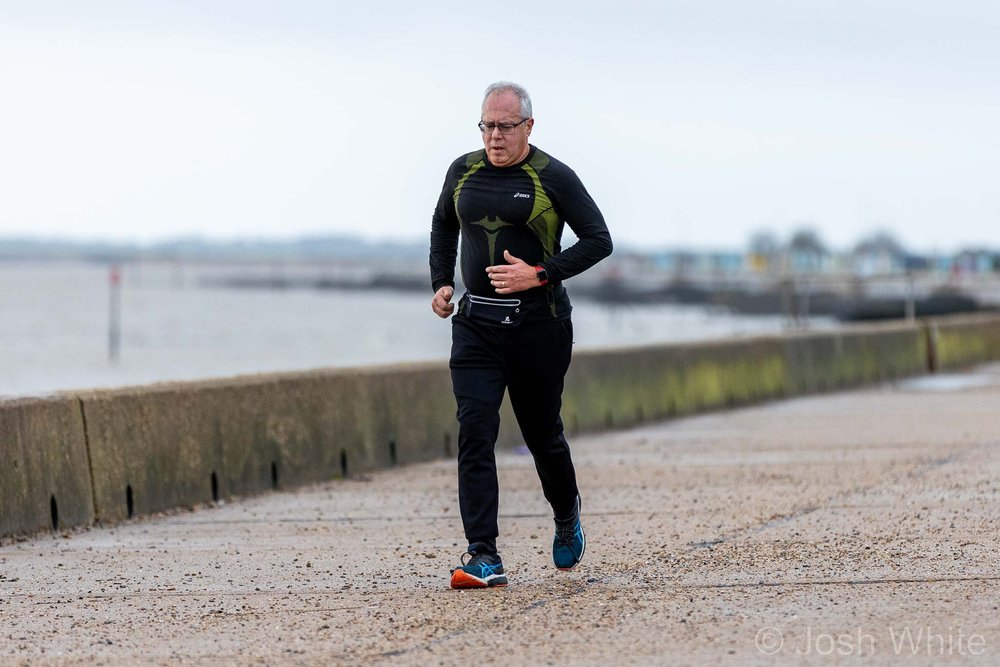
[554,519,578,546]
[460,549,496,567]
[452,550,477,574]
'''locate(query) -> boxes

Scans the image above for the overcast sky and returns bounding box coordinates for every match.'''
[1,0,998,252]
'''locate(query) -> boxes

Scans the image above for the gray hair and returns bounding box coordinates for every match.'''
[482,81,532,118]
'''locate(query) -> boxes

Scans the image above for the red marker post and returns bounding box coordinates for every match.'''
[109,264,122,363]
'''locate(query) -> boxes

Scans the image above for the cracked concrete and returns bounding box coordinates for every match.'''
[2,364,1000,665]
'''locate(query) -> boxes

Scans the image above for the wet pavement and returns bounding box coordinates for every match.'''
[2,363,1000,665]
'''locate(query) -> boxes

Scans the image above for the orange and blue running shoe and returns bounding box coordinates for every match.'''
[449,543,508,589]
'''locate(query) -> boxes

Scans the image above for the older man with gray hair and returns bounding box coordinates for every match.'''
[430,81,612,589]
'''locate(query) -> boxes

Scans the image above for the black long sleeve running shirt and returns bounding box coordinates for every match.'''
[429,145,612,323]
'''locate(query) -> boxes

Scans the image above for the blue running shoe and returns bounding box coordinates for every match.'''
[553,496,585,570]
[450,543,508,589]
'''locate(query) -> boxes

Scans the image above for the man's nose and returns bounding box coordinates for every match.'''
[490,125,504,138]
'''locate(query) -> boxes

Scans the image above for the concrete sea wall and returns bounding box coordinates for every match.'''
[0,397,93,538]
[2,313,999,540]
[926,313,1000,371]
[561,320,930,434]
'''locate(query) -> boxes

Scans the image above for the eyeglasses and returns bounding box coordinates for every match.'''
[478,118,529,135]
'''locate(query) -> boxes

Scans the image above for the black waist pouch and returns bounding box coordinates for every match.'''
[460,294,524,327]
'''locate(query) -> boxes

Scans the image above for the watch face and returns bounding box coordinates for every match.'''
[537,267,548,283]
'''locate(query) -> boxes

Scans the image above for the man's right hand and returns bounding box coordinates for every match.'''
[431,286,455,318]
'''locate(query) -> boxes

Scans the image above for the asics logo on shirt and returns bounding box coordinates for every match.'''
[513,192,531,199]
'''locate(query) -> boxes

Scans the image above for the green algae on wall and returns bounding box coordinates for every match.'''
[929,314,1000,370]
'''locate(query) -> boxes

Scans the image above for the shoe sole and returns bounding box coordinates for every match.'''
[450,570,509,589]
[556,526,586,571]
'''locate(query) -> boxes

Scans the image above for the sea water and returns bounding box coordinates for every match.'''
[0,260,830,398]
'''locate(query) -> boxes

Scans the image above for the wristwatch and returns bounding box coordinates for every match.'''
[534,265,549,286]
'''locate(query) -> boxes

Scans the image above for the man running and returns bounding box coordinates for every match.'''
[429,81,612,588]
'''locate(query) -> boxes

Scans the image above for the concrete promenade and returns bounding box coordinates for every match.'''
[2,364,1000,665]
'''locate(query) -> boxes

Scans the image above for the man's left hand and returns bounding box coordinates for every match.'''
[487,250,541,295]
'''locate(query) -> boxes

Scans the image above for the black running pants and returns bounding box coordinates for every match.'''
[449,315,579,554]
